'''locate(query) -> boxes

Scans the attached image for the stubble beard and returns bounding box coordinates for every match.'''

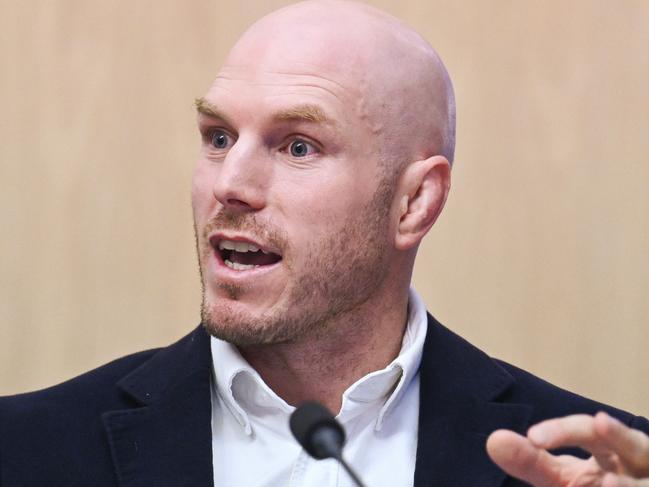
[196,178,394,347]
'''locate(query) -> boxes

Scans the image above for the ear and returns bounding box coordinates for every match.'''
[394,155,451,250]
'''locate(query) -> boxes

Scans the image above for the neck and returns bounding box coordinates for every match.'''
[238,286,410,414]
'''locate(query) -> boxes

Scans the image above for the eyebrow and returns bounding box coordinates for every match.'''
[195,97,231,123]
[195,97,335,127]
[272,104,333,125]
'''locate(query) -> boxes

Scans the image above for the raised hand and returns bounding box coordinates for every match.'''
[487,411,649,486]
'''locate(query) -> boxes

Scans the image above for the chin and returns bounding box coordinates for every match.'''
[200,294,298,346]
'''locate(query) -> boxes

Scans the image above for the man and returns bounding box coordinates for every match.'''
[1,1,648,486]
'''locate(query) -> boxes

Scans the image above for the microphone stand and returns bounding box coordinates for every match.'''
[335,454,368,487]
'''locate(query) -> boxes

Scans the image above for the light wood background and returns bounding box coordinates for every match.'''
[1,1,647,416]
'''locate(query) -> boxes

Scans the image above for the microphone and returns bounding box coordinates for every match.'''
[289,401,368,487]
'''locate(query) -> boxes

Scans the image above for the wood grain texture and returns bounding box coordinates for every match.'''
[1,0,647,416]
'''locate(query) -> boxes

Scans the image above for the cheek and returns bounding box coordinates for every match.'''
[276,162,375,217]
[191,164,216,222]
[284,183,358,229]
[277,180,374,257]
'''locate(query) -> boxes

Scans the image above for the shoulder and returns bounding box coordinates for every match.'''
[422,313,648,432]
[0,348,159,444]
[0,348,160,485]
[0,324,209,428]
[494,359,649,432]
[0,326,209,484]
[1,348,158,413]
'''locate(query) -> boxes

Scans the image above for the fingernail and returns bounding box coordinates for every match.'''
[528,426,546,445]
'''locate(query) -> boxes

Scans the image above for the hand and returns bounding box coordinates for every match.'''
[486,411,649,486]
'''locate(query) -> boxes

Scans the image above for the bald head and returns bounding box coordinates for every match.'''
[222,0,455,171]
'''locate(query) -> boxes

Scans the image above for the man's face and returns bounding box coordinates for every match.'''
[191,36,396,346]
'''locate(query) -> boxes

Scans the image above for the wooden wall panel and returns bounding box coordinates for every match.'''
[1,1,647,416]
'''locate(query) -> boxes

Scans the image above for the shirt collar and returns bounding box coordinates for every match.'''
[210,286,428,434]
[338,287,427,431]
[210,336,294,436]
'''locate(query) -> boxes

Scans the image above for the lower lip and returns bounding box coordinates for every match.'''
[210,249,282,281]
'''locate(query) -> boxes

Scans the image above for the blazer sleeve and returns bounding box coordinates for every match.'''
[629,414,649,435]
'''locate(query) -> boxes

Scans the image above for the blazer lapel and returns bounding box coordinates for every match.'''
[414,315,533,487]
[102,326,214,487]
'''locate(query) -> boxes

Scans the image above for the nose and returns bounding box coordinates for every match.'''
[211,140,268,212]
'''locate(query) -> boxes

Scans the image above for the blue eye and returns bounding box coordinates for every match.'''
[289,139,315,157]
[211,130,230,149]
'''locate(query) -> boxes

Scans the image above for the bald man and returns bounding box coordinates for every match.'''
[1,2,648,486]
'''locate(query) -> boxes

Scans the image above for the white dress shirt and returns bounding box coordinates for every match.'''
[210,287,428,487]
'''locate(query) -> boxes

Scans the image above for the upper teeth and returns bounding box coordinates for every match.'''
[218,240,262,253]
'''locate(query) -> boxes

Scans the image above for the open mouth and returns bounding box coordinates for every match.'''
[213,238,282,271]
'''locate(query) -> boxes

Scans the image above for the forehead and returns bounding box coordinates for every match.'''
[203,61,368,134]
[203,11,379,123]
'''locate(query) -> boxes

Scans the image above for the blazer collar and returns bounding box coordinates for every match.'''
[100,316,533,487]
[102,325,214,487]
[414,314,533,487]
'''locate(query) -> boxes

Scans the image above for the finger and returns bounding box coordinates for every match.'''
[602,472,649,487]
[595,412,649,477]
[528,414,619,470]
[487,429,565,487]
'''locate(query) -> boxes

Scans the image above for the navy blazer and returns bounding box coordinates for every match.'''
[2,315,648,486]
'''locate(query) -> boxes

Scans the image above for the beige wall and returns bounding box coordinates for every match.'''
[1,1,647,416]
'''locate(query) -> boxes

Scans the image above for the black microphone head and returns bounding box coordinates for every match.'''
[290,401,346,459]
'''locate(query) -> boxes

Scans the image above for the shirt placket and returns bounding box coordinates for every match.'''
[288,449,344,487]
